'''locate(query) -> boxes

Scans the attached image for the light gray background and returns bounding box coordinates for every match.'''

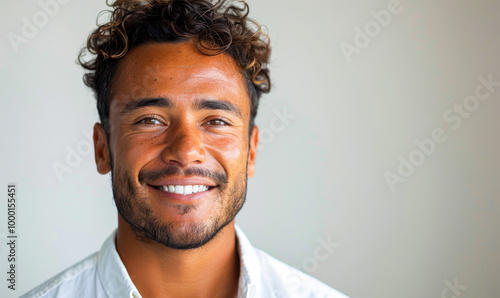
[1,0,499,297]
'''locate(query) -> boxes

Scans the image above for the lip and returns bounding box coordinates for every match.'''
[147,177,217,188]
[148,184,216,203]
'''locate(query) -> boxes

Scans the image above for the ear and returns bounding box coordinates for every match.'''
[247,126,259,178]
[93,123,111,174]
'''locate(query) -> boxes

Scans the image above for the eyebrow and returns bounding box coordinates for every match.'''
[121,97,174,115]
[193,99,243,119]
[120,96,242,119]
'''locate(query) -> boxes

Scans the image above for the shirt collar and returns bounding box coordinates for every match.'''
[235,225,262,298]
[96,231,142,298]
[96,225,261,298]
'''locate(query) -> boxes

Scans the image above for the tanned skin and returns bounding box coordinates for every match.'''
[93,41,259,298]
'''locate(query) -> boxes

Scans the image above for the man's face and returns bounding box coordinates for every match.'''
[93,41,258,249]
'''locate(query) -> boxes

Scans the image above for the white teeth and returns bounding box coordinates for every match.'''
[159,185,210,195]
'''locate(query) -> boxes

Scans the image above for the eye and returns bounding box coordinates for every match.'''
[205,118,229,127]
[136,116,165,126]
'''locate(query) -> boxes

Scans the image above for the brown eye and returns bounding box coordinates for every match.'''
[138,117,163,125]
[205,119,228,126]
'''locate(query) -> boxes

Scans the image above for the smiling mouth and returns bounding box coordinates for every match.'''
[152,185,214,195]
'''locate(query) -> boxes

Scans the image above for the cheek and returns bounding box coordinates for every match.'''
[204,134,248,170]
[114,135,160,174]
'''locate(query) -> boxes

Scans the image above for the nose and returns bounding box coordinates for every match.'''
[161,122,205,167]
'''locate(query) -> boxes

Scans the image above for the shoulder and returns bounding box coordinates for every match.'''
[254,248,349,298]
[20,252,100,298]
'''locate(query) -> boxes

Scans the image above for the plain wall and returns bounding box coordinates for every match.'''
[1,0,499,297]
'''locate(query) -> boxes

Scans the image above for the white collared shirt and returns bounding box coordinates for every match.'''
[20,226,348,298]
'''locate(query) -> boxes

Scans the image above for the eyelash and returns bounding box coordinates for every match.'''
[136,115,165,126]
[135,116,230,127]
[204,118,230,127]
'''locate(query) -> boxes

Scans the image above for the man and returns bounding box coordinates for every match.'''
[22,0,348,297]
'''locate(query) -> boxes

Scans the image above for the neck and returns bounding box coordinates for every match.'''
[116,217,240,298]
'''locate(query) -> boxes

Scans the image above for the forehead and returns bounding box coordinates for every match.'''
[110,41,248,105]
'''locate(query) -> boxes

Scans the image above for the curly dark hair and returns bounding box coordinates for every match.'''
[78,0,271,136]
